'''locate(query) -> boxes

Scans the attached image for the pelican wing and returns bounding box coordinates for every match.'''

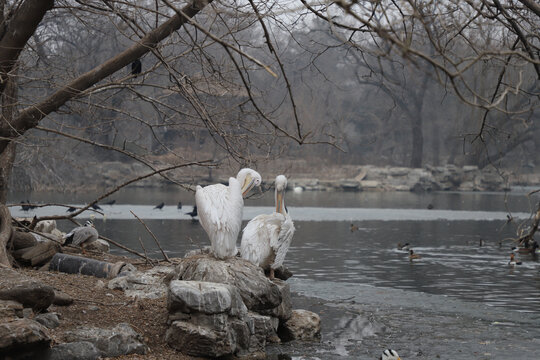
[195,179,243,258]
[271,214,295,269]
[241,214,282,267]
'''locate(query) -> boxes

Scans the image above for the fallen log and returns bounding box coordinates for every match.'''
[49,253,129,279]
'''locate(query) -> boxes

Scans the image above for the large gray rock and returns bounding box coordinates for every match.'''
[0,318,51,354]
[48,341,100,360]
[0,267,55,312]
[168,280,247,317]
[170,254,282,311]
[259,279,292,321]
[63,323,147,357]
[108,265,169,299]
[278,309,321,342]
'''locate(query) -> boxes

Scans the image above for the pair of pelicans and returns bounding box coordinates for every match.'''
[196,168,294,279]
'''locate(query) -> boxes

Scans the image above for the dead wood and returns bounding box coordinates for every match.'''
[0,204,13,267]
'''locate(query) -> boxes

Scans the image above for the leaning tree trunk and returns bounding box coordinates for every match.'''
[0,204,12,267]
[0,67,18,204]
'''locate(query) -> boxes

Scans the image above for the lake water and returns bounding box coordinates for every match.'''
[8,187,540,358]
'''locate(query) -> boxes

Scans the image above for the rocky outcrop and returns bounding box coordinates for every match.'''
[0,318,51,355]
[165,254,316,357]
[63,323,148,357]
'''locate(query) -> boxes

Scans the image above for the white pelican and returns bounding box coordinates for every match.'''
[196,168,261,259]
[240,175,295,279]
[63,220,99,250]
[380,349,401,360]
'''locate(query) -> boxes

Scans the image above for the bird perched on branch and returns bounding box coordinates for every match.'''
[131,59,142,76]
[241,175,295,280]
[196,168,261,259]
[63,220,99,252]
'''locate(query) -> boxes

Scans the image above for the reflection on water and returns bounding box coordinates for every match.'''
[8,189,540,316]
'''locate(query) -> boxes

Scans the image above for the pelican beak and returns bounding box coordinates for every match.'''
[241,174,256,197]
[276,188,285,214]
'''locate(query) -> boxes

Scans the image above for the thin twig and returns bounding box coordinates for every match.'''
[130,211,170,263]
[98,234,148,261]
[136,235,155,266]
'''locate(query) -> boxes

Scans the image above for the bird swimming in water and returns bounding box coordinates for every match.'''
[350,223,359,232]
[241,175,295,280]
[63,220,99,252]
[196,168,261,259]
[397,242,410,251]
[177,202,182,210]
[409,249,421,261]
[154,202,165,210]
[508,253,522,267]
[380,349,401,360]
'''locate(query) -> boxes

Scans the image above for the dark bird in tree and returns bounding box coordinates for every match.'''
[154,202,165,210]
[104,200,116,205]
[185,205,198,220]
[91,203,103,211]
[131,59,142,76]
[177,202,182,210]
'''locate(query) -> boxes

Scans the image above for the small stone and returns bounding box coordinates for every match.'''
[48,341,100,360]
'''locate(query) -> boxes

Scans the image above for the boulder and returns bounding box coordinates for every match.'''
[0,318,51,354]
[108,265,169,299]
[259,279,292,321]
[34,312,60,329]
[0,267,55,312]
[84,239,110,252]
[47,341,100,360]
[168,280,247,317]
[63,323,147,357]
[170,254,282,311]
[278,309,321,342]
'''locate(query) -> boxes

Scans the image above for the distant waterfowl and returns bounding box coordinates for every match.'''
[196,168,261,259]
[67,206,77,213]
[64,220,99,251]
[380,349,401,360]
[185,205,198,219]
[397,242,410,251]
[104,200,116,205]
[91,203,102,211]
[427,203,434,210]
[241,175,295,280]
[177,202,182,210]
[508,253,522,267]
[479,238,484,247]
[154,202,165,210]
[293,186,304,193]
[350,223,359,232]
[20,200,32,212]
[409,249,421,261]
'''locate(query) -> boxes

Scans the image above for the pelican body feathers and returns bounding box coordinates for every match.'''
[196,168,261,259]
[241,175,295,278]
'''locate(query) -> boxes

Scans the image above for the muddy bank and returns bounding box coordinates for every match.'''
[267,278,540,360]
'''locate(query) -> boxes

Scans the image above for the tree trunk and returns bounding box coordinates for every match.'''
[0,66,18,203]
[0,204,13,267]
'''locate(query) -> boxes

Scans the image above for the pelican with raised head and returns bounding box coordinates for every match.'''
[196,168,261,259]
[241,175,295,280]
